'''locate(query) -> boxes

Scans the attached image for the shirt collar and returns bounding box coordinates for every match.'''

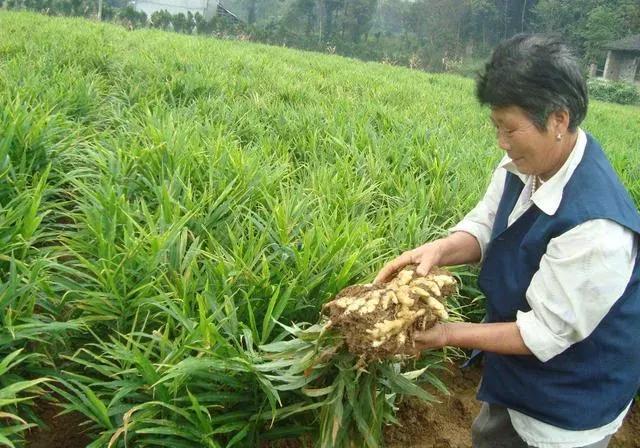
[497,128,587,216]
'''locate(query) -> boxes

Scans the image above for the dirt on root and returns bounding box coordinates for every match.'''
[323,266,456,361]
[384,363,640,448]
[26,401,92,448]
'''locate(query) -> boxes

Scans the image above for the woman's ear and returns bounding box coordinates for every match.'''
[548,109,571,136]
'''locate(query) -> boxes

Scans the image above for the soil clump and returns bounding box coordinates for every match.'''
[323,265,456,360]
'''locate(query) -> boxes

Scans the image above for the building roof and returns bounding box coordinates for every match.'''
[217,2,239,22]
[604,34,640,52]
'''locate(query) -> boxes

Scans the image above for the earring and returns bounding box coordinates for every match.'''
[556,134,562,141]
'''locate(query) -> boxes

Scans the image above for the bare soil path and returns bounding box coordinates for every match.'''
[385,363,640,448]
[26,402,91,448]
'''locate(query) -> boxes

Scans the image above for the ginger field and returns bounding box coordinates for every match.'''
[1,11,640,447]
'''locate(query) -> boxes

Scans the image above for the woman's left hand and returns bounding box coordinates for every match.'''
[414,322,449,351]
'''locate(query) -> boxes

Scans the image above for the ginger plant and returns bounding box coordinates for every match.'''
[258,265,457,448]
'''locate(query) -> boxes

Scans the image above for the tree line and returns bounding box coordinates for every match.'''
[3,0,640,73]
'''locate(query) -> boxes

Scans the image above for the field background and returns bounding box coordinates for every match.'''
[1,11,640,447]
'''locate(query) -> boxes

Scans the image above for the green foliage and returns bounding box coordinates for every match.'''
[0,61,83,446]
[588,79,640,106]
[49,322,287,447]
[150,9,172,30]
[4,0,640,74]
[258,322,449,448]
[580,5,622,63]
[533,0,640,64]
[0,350,50,448]
[116,6,147,28]
[0,10,638,447]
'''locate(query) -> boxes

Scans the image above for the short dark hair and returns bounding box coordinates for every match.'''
[476,34,588,132]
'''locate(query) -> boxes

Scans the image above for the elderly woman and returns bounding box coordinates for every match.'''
[375,34,640,448]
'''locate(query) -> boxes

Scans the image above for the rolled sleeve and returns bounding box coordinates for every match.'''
[516,310,571,362]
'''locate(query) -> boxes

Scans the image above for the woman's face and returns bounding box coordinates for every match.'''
[490,105,566,179]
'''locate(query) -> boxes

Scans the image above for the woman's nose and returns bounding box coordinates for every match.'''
[497,131,510,151]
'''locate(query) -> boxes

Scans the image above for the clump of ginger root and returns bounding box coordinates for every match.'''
[322,265,456,360]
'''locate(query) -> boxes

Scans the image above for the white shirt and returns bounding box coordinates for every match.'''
[452,129,637,448]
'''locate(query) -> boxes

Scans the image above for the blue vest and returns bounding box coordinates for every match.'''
[476,133,640,430]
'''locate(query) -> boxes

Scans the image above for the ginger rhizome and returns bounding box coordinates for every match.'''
[322,265,457,360]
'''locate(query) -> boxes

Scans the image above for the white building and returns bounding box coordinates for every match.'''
[133,0,238,22]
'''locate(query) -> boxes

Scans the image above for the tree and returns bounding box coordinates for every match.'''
[247,0,256,23]
[533,0,640,60]
[341,0,377,42]
[282,0,317,37]
[466,0,500,50]
[117,5,147,28]
[172,12,188,32]
[375,0,410,36]
[320,0,343,41]
[150,9,172,29]
[616,0,640,36]
[194,12,212,34]
[581,6,621,62]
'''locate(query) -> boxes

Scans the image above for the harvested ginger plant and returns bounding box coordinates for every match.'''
[323,265,457,360]
[258,265,459,448]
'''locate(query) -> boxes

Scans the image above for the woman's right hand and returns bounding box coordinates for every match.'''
[373,240,445,284]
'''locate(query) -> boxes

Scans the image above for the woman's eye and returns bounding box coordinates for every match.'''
[494,127,515,136]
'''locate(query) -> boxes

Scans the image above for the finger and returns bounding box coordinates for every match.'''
[415,258,435,277]
[374,252,414,284]
[415,249,440,276]
[373,263,399,284]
